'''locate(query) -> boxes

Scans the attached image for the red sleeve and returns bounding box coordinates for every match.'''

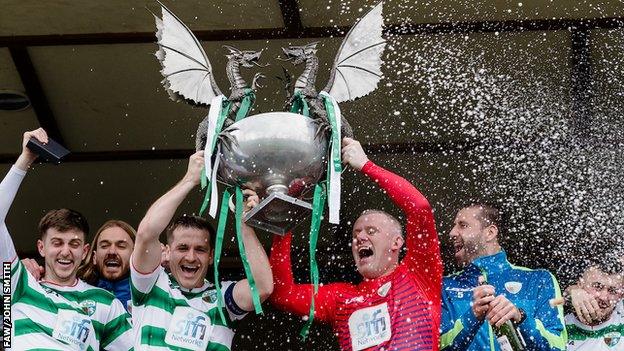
[269,232,340,323]
[361,161,443,298]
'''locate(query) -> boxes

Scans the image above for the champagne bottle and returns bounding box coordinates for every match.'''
[478,275,526,351]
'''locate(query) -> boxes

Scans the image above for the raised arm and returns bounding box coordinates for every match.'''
[269,233,342,322]
[232,189,274,311]
[342,137,443,295]
[1,129,48,262]
[133,151,204,274]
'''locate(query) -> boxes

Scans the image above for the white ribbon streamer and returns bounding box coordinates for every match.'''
[320,91,342,224]
[209,145,221,218]
[203,94,226,218]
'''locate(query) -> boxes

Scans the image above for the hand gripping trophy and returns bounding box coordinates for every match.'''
[151,0,385,316]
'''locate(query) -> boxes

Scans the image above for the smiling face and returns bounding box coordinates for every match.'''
[351,212,403,280]
[580,267,624,321]
[37,228,89,285]
[167,227,214,289]
[93,226,134,281]
[449,207,491,267]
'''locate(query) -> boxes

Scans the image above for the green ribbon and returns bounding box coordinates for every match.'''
[299,182,327,339]
[235,186,264,314]
[235,88,256,122]
[290,91,310,117]
[213,187,231,326]
[321,95,342,173]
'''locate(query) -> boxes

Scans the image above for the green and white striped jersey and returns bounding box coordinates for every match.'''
[8,259,134,350]
[566,301,624,350]
[130,261,246,351]
[1,166,134,351]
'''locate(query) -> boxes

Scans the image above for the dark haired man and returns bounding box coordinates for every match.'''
[440,204,567,350]
[131,150,273,350]
[0,129,133,350]
[565,257,624,350]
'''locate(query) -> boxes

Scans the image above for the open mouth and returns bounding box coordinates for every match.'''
[56,259,73,267]
[180,264,200,275]
[453,241,464,255]
[358,247,374,260]
[104,258,121,268]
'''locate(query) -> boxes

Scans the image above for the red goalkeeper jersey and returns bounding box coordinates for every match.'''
[270,161,443,351]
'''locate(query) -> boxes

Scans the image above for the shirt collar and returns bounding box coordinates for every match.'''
[97,276,130,290]
[469,251,511,275]
[168,273,211,294]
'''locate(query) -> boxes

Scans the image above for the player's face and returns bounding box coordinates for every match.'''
[449,207,488,267]
[352,213,402,279]
[581,267,624,320]
[167,227,213,289]
[93,226,134,281]
[37,228,89,284]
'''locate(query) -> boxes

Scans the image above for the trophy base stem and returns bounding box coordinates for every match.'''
[243,192,313,235]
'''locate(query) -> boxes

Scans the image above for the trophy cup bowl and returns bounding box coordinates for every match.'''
[217,112,328,234]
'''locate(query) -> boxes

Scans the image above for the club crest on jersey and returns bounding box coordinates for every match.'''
[604,331,621,347]
[505,281,522,294]
[377,282,391,297]
[80,300,96,316]
[202,290,218,304]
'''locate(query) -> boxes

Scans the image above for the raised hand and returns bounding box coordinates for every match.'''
[341,137,369,171]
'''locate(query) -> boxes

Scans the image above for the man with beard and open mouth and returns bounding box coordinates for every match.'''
[78,220,136,312]
[564,256,624,350]
[0,129,133,350]
[269,137,444,351]
[130,150,273,350]
[440,204,567,350]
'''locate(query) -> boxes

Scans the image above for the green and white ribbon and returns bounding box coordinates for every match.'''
[300,182,327,339]
[235,88,255,122]
[213,187,232,325]
[234,186,263,314]
[200,95,229,218]
[290,90,310,117]
[320,91,342,224]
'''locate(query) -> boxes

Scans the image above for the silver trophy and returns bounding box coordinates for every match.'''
[152,1,385,234]
[218,112,327,234]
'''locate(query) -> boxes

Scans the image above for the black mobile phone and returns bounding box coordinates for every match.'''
[26,137,70,164]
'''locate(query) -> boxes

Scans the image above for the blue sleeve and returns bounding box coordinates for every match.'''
[440,284,483,350]
[517,271,567,350]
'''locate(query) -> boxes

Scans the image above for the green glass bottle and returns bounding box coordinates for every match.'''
[478,275,526,351]
[494,320,526,351]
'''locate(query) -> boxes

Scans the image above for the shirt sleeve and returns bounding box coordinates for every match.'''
[517,271,567,350]
[439,284,483,350]
[269,233,344,323]
[361,161,443,299]
[0,166,26,264]
[130,255,163,307]
[101,297,135,351]
[0,166,27,299]
[223,280,248,321]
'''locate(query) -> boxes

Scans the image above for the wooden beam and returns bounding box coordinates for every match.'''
[9,46,65,145]
[0,17,622,47]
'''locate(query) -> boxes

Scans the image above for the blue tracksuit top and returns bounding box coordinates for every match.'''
[440,251,567,350]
